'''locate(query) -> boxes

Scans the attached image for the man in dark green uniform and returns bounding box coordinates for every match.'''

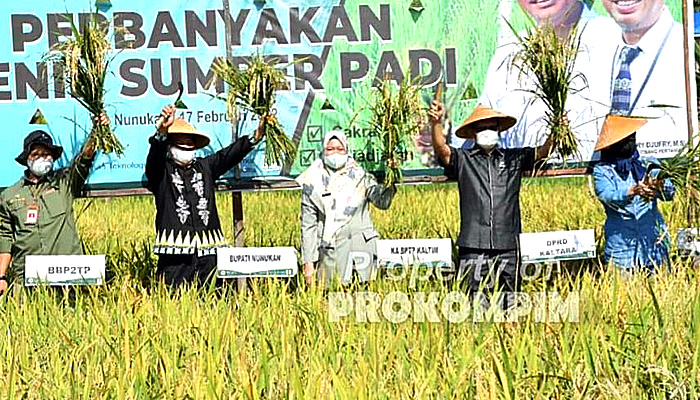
[0,116,108,293]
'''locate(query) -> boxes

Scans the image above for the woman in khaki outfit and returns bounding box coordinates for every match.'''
[296,130,395,287]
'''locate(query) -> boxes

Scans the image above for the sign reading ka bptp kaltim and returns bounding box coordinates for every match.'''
[377,238,452,268]
[24,255,105,286]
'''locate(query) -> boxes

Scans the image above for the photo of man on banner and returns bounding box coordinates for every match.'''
[453,0,692,164]
[467,0,605,161]
[586,0,689,160]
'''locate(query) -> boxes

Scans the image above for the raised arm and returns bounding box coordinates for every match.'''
[203,114,267,179]
[203,137,254,180]
[145,105,176,188]
[68,113,109,197]
[68,142,97,197]
[535,131,555,161]
[429,100,451,166]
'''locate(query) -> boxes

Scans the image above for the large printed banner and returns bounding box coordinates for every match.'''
[0,0,695,189]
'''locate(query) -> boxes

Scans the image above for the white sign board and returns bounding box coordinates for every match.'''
[677,228,700,254]
[24,255,105,286]
[217,247,297,278]
[377,239,453,268]
[520,229,596,263]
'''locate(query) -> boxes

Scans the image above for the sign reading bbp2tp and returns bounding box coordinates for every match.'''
[24,255,105,286]
[377,239,452,268]
[520,229,596,263]
[217,247,297,278]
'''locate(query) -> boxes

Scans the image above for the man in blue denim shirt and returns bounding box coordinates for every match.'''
[593,114,675,272]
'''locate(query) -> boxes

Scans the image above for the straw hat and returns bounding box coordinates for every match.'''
[454,104,517,139]
[167,118,211,149]
[593,115,647,152]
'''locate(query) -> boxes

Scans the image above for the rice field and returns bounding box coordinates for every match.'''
[1,177,700,399]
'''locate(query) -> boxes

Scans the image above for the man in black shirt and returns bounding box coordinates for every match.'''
[146,104,265,287]
[429,101,553,309]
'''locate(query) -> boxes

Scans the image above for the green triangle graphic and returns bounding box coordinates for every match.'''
[409,0,424,12]
[462,82,478,101]
[321,98,336,111]
[29,109,48,125]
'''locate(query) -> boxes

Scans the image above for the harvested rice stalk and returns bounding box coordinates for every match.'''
[507,20,582,159]
[658,141,700,227]
[368,74,424,187]
[212,55,296,166]
[44,14,123,156]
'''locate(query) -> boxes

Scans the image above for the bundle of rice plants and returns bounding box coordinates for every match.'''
[212,54,296,167]
[44,14,123,156]
[368,74,424,187]
[507,20,583,159]
[658,141,700,227]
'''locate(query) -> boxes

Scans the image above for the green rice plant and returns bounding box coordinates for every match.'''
[3,178,699,398]
[507,19,583,160]
[2,260,699,398]
[658,141,700,227]
[368,74,424,187]
[44,14,123,156]
[212,54,296,167]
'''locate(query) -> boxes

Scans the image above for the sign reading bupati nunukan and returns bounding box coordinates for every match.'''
[217,247,297,278]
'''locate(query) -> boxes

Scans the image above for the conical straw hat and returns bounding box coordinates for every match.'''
[454,104,517,139]
[167,118,211,149]
[594,114,647,151]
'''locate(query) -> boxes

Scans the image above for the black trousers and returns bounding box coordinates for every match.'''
[458,247,520,309]
[156,254,217,287]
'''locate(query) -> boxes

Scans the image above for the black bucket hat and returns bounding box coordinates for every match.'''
[15,130,63,166]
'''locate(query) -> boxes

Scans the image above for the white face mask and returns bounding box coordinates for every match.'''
[324,153,348,170]
[476,129,500,150]
[28,157,54,178]
[169,146,196,166]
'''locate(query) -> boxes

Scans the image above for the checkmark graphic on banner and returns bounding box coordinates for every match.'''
[307,125,322,143]
[300,150,316,166]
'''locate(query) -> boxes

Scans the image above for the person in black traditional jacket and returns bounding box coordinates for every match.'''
[146,104,265,286]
